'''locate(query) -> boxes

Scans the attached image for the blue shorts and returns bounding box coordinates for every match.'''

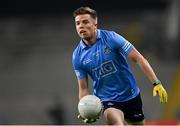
[102,94,144,122]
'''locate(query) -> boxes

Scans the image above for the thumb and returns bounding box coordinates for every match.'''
[83,118,88,123]
[153,88,157,96]
[77,114,81,119]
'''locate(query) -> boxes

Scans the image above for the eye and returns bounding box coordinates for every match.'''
[83,20,89,24]
[76,21,80,26]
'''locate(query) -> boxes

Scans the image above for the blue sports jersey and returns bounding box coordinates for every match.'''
[72,29,140,102]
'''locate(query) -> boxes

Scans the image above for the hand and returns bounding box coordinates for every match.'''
[153,84,168,103]
[77,114,99,124]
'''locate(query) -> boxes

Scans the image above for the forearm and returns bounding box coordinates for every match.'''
[78,77,90,100]
[128,47,167,103]
[79,89,89,100]
[137,57,168,103]
[128,48,158,84]
[137,57,158,84]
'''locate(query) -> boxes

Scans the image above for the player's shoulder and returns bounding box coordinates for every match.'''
[98,29,115,36]
[98,29,121,39]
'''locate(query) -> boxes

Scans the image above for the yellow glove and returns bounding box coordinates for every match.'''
[153,81,168,103]
[77,114,99,124]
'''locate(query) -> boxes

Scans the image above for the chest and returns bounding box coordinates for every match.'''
[80,42,118,71]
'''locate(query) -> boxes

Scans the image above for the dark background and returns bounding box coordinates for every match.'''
[0,0,179,125]
[0,0,170,16]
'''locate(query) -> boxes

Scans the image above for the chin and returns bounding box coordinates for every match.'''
[81,35,88,40]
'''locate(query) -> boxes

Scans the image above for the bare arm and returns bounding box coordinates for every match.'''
[128,47,158,84]
[78,77,89,100]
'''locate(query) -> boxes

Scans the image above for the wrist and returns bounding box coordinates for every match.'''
[153,80,161,86]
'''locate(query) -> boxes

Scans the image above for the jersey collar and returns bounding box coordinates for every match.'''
[80,29,101,49]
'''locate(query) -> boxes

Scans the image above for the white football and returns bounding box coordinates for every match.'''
[78,95,102,119]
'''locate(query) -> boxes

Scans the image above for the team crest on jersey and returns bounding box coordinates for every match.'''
[104,46,111,54]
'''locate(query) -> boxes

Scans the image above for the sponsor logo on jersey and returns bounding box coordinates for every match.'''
[92,60,117,79]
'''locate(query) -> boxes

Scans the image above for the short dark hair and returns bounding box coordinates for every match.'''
[73,7,97,21]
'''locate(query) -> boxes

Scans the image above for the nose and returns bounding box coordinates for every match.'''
[78,22,85,28]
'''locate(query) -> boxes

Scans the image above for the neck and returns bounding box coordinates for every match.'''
[83,38,96,46]
[83,30,97,46]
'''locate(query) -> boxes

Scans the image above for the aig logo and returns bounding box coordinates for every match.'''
[92,60,117,79]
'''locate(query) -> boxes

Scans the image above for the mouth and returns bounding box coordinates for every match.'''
[79,30,87,34]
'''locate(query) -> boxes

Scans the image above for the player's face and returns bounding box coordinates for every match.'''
[75,14,97,42]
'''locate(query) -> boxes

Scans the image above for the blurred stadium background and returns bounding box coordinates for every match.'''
[0,0,179,125]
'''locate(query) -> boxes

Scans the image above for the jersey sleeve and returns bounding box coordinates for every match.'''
[72,52,87,80]
[108,31,134,57]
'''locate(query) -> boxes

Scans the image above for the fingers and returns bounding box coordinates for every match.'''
[77,114,99,124]
[83,118,88,123]
[153,84,168,103]
[159,90,163,103]
[77,114,84,120]
[162,91,168,103]
[77,115,89,123]
[159,91,168,103]
[83,118,97,123]
[77,114,81,119]
[159,87,168,103]
[165,91,168,103]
